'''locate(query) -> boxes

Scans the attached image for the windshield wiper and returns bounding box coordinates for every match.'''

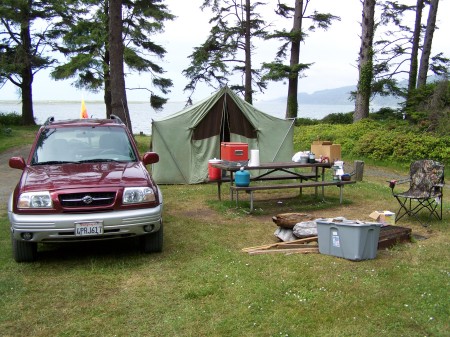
[77,158,125,163]
[33,161,77,165]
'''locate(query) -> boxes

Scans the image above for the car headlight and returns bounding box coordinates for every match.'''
[18,191,53,209]
[123,187,155,204]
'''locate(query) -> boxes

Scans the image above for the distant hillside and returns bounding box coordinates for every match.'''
[268,85,402,106]
[298,86,355,105]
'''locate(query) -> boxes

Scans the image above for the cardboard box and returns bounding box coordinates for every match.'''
[311,142,341,162]
[369,211,395,225]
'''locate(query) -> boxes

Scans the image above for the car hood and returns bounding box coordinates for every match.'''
[20,162,151,192]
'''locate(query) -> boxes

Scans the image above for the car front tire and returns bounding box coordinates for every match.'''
[11,234,38,262]
[140,221,163,253]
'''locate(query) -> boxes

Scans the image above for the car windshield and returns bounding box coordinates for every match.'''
[31,126,137,165]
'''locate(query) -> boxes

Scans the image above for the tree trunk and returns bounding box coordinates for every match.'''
[20,16,35,125]
[407,0,424,98]
[109,0,132,131]
[244,0,252,104]
[285,0,303,119]
[354,0,375,122]
[417,0,439,88]
[104,0,112,118]
[104,49,112,118]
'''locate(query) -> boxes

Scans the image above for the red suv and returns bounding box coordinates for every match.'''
[8,116,163,262]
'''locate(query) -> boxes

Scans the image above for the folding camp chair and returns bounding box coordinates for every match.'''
[389,160,445,226]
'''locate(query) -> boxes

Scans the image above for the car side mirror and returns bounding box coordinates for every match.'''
[142,152,159,165]
[9,157,26,170]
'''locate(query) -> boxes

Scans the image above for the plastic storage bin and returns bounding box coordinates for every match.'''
[316,220,381,261]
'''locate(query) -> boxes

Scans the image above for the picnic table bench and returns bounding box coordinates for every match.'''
[230,180,356,212]
[212,172,319,200]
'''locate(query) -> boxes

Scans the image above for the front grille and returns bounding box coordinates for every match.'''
[59,192,116,207]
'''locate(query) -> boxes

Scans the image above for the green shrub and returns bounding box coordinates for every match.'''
[294,119,449,165]
[295,117,319,126]
[0,113,24,126]
[368,107,401,121]
[320,112,353,124]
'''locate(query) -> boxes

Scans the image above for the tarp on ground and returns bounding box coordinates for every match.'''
[151,86,294,184]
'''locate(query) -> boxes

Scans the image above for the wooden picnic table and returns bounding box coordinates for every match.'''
[211,161,355,212]
[211,161,328,198]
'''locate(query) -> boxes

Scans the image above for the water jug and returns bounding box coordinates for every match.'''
[235,167,250,187]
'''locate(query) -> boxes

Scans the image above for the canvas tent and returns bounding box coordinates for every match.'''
[151,87,294,184]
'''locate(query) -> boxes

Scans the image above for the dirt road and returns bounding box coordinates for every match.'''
[0,146,31,207]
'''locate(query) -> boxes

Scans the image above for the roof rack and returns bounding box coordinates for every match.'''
[110,114,124,124]
[44,117,55,126]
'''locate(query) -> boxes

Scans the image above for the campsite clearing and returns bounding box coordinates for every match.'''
[1,129,449,336]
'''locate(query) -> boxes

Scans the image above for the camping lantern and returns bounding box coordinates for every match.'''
[332,165,340,181]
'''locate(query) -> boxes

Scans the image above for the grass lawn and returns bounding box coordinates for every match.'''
[0,128,448,336]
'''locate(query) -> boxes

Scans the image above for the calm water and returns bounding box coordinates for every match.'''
[0,100,373,135]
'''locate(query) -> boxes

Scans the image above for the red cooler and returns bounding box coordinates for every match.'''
[208,159,222,180]
[220,142,248,161]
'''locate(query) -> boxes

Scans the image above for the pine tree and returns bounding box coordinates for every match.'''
[183,0,268,104]
[0,0,75,125]
[372,0,448,109]
[263,0,339,119]
[417,0,439,87]
[354,0,376,122]
[51,0,174,116]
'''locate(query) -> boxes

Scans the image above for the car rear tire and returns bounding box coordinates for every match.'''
[11,234,37,262]
[140,221,163,253]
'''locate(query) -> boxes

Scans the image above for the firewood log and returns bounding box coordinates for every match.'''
[272,213,315,228]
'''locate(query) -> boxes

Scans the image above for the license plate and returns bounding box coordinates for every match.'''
[75,221,103,236]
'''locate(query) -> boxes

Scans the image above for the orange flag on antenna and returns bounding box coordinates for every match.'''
[81,99,88,119]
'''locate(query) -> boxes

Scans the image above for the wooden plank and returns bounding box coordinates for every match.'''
[247,247,320,255]
[242,236,318,252]
[230,180,355,191]
[378,225,412,249]
[271,243,318,249]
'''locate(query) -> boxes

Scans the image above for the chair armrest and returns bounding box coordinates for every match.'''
[432,183,445,194]
[388,178,411,195]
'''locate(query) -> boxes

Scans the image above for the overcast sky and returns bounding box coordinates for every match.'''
[1,0,449,104]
